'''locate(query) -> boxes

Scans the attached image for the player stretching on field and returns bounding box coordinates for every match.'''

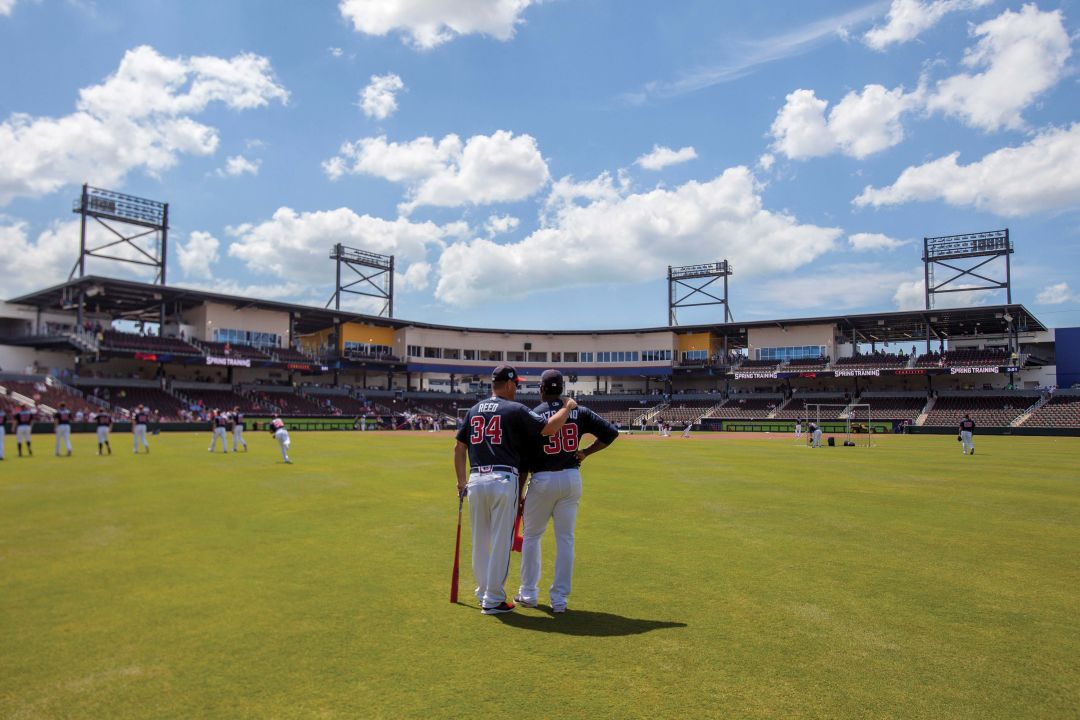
[454,365,575,615]
[95,411,113,455]
[132,405,150,453]
[269,413,291,463]
[231,407,248,452]
[516,370,617,614]
[15,406,34,456]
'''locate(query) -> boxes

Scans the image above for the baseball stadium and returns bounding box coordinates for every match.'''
[2,187,1079,719]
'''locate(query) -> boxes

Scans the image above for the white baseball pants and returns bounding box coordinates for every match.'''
[0,426,4,459]
[209,427,228,452]
[467,471,519,608]
[96,427,110,444]
[55,425,72,454]
[518,468,581,610]
[133,424,149,451]
[812,429,823,448]
[274,428,291,461]
[16,425,32,443]
[961,430,973,454]
[233,427,247,451]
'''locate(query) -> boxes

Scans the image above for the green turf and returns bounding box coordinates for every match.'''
[1,431,1078,719]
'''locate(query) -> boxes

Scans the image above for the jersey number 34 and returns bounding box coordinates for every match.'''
[469,415,503,444]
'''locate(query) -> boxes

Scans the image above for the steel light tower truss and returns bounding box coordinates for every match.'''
[923,229,1013,309]
[327,243,395,317]
[668,261,733,326]
[70,184,169,283]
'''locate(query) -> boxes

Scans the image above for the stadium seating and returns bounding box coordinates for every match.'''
[774,396,849,420]
[3,381,99,415]
[179,389,266,414]
[199,342,271,361]
[251,391,330,415]
[704,397,779,419]
[861,396,927,421]
[834,353,907,369]
[922,395,1031,427]
[1019,395,1080,428]
[916,348,1008,369]
[274,347,317,363]
[739,359,781,369]
[81,386,186,420]
[785,357,829,370]
[657,399,722,424]
[100,331,203,356]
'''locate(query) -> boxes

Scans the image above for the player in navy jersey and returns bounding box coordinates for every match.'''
[959,413,976,455]
[231,406,248,452]
[14,407,35,456]
[268,413,291,463]
[132,405,150,453]
[208,410,229,453]
[95,411,113,455]
[454,364,576,615]
[0,407,6,460]
[54,403,73,456]
[515,369,618,613]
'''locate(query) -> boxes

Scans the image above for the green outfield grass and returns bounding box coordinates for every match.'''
[2,431,1078,719]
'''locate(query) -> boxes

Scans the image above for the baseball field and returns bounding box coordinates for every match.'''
[2,430,1078,719]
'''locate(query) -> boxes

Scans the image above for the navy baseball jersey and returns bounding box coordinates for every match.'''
[214,415,229,428]
[455,396,548,471]
[56,409,72,425]
[529,400,619,473]
[96,413,112,427]
[134,411,149,424]
[270,418,286,432]
[16,409,34,426]
[959,419,976,432]
[234,412,245,429]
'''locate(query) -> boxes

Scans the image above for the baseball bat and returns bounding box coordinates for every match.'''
[450,490,464,603]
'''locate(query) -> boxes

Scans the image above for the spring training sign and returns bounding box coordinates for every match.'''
[206,356,251,368]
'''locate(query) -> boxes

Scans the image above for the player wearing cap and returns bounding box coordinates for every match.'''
[454,364,576,615]
[208,410,229,453]
[14,406,35,457]
[269,413,291,463]
[54,403,73,456]
[959,413,976,455]
[132,405,150,453]
[515,370,618,614]
[809,421,822,448]
[231,407,248,452]
[95,411,113,455]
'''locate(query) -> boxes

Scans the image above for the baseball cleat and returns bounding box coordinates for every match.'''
[513,594,537,608]
[552,605,566,614]
[481,601,515,615]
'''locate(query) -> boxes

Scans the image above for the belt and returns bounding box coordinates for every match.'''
[470,464,519,476]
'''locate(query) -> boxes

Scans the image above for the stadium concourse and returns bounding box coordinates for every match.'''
[1,275,1078,437]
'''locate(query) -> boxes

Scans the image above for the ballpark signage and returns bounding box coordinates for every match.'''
[949,366,996,375]
[734,370,778,380]
[206,356,251,368]
[835,368,881,377]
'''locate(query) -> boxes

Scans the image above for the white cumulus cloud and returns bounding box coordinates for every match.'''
[0,0,18,16]
[925,4,1071,132]
[323,130,549,213]
[360,73,405,120]
[485,214,520,237]
[339,0,539,49]
[854,123,1080,216]
[434,167,841,306]
[216,155,260,177]
[1036,282,1074,305]
[848,232,909,251]
[176,231,220,279]
[864,0,993,51]
[771,84,917,160]
[635,145,698,171]
[225,207,462,302]
[0,45,287,205]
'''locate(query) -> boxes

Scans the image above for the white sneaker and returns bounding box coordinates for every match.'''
[552,604,566,614]
[513,594,537,608]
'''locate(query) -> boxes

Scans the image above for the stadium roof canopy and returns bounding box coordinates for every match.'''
[8,275,1047,344]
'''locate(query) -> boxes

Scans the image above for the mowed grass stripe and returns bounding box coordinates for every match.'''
[1,432,1078,719]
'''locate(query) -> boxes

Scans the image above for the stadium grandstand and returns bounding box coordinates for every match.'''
[1,272,1077,435]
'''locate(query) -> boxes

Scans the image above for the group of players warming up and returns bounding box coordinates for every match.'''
[454,365,619,615]
[1,403,291,463]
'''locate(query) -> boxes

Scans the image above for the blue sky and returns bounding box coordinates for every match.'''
[1,0,1078,331]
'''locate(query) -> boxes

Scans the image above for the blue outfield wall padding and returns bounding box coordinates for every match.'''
[1055,327,1080,388]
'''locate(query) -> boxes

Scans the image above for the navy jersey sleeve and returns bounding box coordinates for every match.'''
[578,406,619,445]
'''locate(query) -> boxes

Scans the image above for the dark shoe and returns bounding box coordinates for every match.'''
[481,601,516,615]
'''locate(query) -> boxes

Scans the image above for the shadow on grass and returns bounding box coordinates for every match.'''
[495,607,686,636]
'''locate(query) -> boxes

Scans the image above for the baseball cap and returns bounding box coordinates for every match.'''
[540,368,564,395]
[491,364,521,384]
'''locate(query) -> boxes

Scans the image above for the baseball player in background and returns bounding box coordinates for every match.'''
[454,365,575,615]
[516,370,617,614]
[231,407,248,452]
[15,406,34,456]
[208,410,229,453]
[959,413,976,455]
[682,420,692,439]
[132,404,150,453]
[0,407,6,460]
[809,421,823,448]
[269,414,291,463]
[95,411,113,455]
[794,419,802,440]
[54,402,73,456]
